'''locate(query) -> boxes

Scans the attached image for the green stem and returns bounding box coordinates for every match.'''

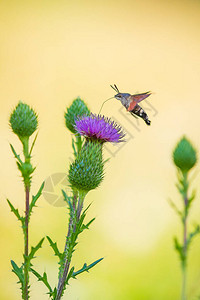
[23,186,30,300]
[181,223,187,300]
[20,136,30,163]
[20,136,31,300]
[63,192,78,254]
[181,263,187,300]
[55,192,85,300]
[181,172,188,300]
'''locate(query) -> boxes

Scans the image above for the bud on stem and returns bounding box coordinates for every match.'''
[173,136,197,173]
[68,140,104,193]
[65,97,90,133]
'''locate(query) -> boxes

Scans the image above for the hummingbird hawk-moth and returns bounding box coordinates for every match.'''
[111,84,152,125]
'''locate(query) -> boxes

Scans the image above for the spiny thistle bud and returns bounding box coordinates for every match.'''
[68,141,104,192]
[65,97,90,133]
[9,102,38,138]
[173,136,197,173]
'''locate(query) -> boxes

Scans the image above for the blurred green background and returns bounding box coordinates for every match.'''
[1,0,200,299]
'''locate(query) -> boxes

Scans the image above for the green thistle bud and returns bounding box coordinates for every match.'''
[9,102,38,138]
[68,141,104,192]
[173,136,197,172]
[65,97,90,133]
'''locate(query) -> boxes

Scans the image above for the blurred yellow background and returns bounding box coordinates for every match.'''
[1,0,200,299]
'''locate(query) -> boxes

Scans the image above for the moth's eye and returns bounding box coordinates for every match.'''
[117,95,121,98]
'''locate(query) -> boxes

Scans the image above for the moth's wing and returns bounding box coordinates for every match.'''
[127,100,137,112]
[132,91,151,103]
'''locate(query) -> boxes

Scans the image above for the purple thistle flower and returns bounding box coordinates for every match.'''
[75,114,126,143]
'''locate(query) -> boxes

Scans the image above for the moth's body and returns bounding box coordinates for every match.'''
[115,93,131,109]
[111,85,151,125]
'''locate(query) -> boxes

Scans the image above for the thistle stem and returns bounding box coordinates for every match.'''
[22,136,31,300]
[56,260,71,300]
[181,172,188,300]
[64,193,77,252]
[24,185,30,300]
[181,263,186,300]
[21,136,30,163]
[56,192,85,300]
[77,197,83,220]
[181,217,187,300]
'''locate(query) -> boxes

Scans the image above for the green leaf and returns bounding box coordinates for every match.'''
[187,225,200,248]
[174,237,185,262]
[10,143,23,164]
[75,134,83,155]
[47,235,67,281]
[82,202,92,215]
[72,258,103,279]
[30,268,53,294]
[62,190,72,205]
[11,260,24,284]
[29,182,45,217]
[174,237,182,254]
[66,266,75,285]
[49,287,57,299]
[74,211,87,237]
[46,236,62,260]
[29,132,38,156]
[81,217,95,231]
[16,161,23,172]
[188,189,196,207]
[176,183,184,195]
[7,199,24,224]
[72,137,77,157]
[168,199,182,218]
[28,238,45,262]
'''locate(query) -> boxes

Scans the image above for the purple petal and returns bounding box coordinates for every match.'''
[75,114,126,143]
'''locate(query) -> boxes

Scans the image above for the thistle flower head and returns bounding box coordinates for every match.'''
[173,136,197,173]
[65,97,90,133]
[75,114,125,143]
[9,102,38,138]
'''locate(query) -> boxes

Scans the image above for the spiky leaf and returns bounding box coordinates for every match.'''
[72,258,103,279]
[30,268,53,294]
[28,238,45,262]
[10,143,23,164]
[46,236,63,260]
[11,260,24,284]
[7,199,24,224]
[187,225,200,248]
[29,182,45,218]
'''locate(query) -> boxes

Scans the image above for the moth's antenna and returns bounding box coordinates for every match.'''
[110,84,119,93]
[98,97,114,114]
[114,84,120,93]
